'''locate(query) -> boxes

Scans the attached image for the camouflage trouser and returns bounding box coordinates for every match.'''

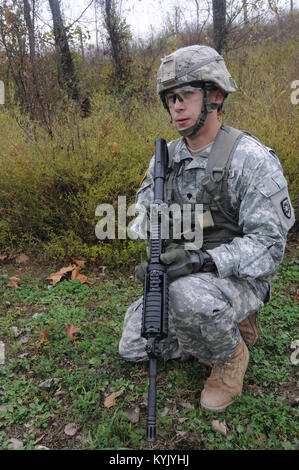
[119,272,270,364]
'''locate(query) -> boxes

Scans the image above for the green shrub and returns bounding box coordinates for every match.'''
[0,37,298,263]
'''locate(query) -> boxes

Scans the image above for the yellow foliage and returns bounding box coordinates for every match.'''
[0,36,298,264]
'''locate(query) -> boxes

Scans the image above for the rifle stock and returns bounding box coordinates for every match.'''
[141,138,169,442]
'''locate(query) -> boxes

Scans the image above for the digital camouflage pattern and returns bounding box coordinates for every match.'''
[157,45,237,98]
[119,271,271,363]
[120,133,295,364]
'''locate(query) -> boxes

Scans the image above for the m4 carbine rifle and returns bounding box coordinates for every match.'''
[141,138,169,442]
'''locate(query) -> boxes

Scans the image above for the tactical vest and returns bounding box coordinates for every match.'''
[166,125,245,250]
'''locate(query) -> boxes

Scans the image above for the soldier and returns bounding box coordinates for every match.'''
[119,45,295,411]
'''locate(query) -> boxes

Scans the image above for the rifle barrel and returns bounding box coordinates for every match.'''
[146,357,157,442]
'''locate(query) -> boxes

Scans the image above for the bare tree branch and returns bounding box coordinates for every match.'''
[65,0,94,31]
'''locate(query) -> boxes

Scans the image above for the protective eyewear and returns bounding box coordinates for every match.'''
[165,85,203,108]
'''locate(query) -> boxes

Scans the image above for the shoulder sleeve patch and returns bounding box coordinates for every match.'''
[281,197,292,219]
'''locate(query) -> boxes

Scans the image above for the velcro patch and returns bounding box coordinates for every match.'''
[281,197,291,219]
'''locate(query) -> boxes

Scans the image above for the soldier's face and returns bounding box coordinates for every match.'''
[166,86,204,133]
[167,87,224,134]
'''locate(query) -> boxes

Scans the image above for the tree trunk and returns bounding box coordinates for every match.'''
[212,0,227,54]
[23,0,45,124]
[100,0,130,92]
[243,0,249,25]
[103,0,123,89]
[48,0,79,102]
[194,0,200,30]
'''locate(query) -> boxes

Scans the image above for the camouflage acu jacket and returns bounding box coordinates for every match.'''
[129,131,295,282]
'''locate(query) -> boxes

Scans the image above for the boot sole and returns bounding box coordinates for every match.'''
[200,396,238,412]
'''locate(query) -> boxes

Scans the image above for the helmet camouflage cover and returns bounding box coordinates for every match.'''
[157,45,237,98]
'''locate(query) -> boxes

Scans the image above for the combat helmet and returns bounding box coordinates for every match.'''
[157,45,237,137]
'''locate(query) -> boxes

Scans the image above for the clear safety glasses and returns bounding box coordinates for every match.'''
[164,85,203,108]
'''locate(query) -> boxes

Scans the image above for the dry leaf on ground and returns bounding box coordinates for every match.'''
[64,423,79,436]
[212,419,228,436]
[9,438,23,450]
[125,406,140,423]
[8,277,21,288]
[15,254,29,264]
[65,325,80,340]
[71,267,94,286]
[74,259,86,268]
[36,329,50,353]
[45,264,93,286]
[45,265,76,285]
[104,389,124,408]
[66,254,86,268]
[39,378,61,389]
[11,326,21,338]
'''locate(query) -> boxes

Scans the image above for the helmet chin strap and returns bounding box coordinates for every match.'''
[177,85,219,138]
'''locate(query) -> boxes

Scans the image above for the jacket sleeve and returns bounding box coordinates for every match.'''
[127,155,155,241]
[207,139,295,280]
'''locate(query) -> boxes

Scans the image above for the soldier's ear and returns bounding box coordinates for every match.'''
[210,89,225,105]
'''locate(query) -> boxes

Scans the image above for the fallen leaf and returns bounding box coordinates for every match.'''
[58,265,77,275]
[74,259,86,268]
[71,267,94,286]
[9,438,23,450]
[176,431,188,438]
[140,395,148,408]
[125,406,140,423]
[15,254,29,264]
[7,277,21,288]
[100,124,110,137]
[19,336,29,345]
[64,423,79,436]
[11,326,21,338]
[161,407,170,417]
[65,325,80,340]
[0,255,8,263]
[181,402,194,409]
[36,329,50,353]
[45,265,76,285]
[104,389,124,408]
[71,266,82,280]
[178,417,188,424]
[212,419,228,436]
[46,264,93,287]
[110,142,119,154]
[39,378,61,389]
[100,266,107,275]
[45,272,63,285]
[257,433,267,441]
[66,254,86,268]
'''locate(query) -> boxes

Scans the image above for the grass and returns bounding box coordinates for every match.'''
[0,243,298,451]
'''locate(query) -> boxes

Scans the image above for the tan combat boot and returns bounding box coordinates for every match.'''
[238,312,261,346]
[200,339,249,412]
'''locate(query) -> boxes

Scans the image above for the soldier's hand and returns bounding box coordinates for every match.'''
[160,247,204,282]
[135,261,148,283]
